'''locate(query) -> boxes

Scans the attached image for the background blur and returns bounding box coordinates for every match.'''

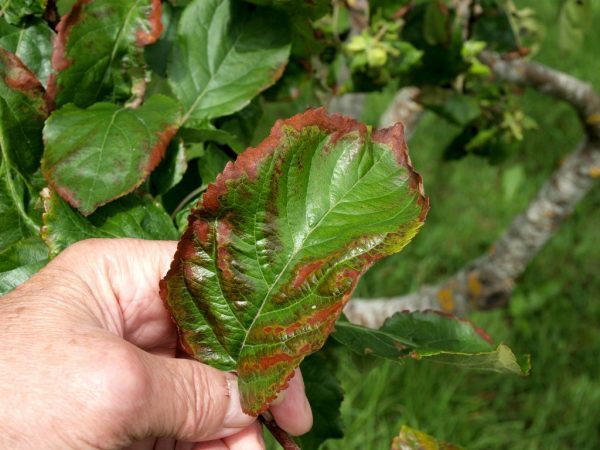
[259,1,600,448]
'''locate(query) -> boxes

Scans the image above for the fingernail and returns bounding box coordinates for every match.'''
[224,375,254,428]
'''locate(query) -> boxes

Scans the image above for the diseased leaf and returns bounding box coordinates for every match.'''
[168,0,291,124]
[332,311,531,376]
[161,108,429,414]
[41,187,178,258]
[41,95,182,215]
[0,0,47,25]
[0,18,54,87]
[0,49,46,252]
[391,425,464,450]
[0,48,47,175]
[46,0,164,108]
[0,237,48,295]
[296,352,344,450]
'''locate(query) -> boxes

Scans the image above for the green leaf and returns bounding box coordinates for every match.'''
[41,95,182,216]
[218,99,263,153]
[0,237,48,295]
[47,0,164,108]
[558,0,592,54]
[420,89,482,126]
[161,108,429,414]
[150,139,188,196]
[197,143,232,190]
[296,352,344,450]
[0,18,54,87]
[423,0,450,46]
[243,0,331,20]
[0,0,47,25]
[41,187,178,258]
[332,311,531,376]
[168,0,291,124]
[0,49,46,251]
[391,425,464,450]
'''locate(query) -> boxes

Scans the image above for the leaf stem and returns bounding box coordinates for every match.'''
[260,411,301,450]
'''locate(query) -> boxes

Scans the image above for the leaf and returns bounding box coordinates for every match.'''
[168,0,291,124]
[558,0,592,54]
[161,108,429,414]
[332,311,531,376]
[244,0,331,20]
[0,18,54,87]
[0,0,47,25]
[423,0,450,46]
[0,49,46,251]
[419,89,481,126]
[41,95,182,216]
[0,237,48,295]
[46,0,164,108]
[391,425,464,450]
[41,187,178,258]
[0,48,47,175]
[150,138,188,196]
[296,352,344,450]
[197,143,232,190]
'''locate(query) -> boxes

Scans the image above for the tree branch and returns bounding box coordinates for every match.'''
[345,54,600,326]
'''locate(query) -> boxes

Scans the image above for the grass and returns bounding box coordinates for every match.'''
[320,2,600,449]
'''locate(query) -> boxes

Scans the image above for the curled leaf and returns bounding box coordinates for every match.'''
[161,108,429,414]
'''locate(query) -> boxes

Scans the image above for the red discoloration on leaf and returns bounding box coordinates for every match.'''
[203,107,362,214]
[136,0,163,45]
[48,181,82,210]
[216,220,235,279]
[0,49,46,104]
[46,0,91,107]
[144,125,179,175]
[292,260,325,289]
[425,310,495,345]
[163,108,429,414]
[372,123,430,221]
[193,219,211,245]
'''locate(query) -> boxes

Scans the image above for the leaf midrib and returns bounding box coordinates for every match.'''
[181,1,247,124]
[237,141,390,357]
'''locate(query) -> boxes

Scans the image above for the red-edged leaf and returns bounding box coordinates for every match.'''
[46,0,163,109]
[41,95,181,215]
[161,108,429,414]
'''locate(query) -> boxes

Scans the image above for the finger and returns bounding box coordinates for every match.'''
[141,354,256,442]
[55,238,179,348]
[269,369,313,436]
[222,421,264,450]
[191,440,228,450]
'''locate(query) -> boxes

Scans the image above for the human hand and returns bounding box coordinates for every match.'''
[0,238,312,450]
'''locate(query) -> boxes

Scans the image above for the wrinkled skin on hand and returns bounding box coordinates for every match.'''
[0,239,312,450]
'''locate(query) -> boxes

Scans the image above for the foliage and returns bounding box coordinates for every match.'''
[160,108,429,415]
[1,0,588,448]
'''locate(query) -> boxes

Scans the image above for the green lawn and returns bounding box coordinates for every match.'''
[321,2,600,449]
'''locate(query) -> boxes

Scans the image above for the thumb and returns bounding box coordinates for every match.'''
[140,354,256,442]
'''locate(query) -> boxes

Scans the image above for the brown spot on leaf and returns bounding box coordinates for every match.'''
[46,0,91,108]
[0,49,46,113]
[136,0,163,45]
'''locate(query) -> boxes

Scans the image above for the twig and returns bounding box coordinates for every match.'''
[260,411,301,450]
